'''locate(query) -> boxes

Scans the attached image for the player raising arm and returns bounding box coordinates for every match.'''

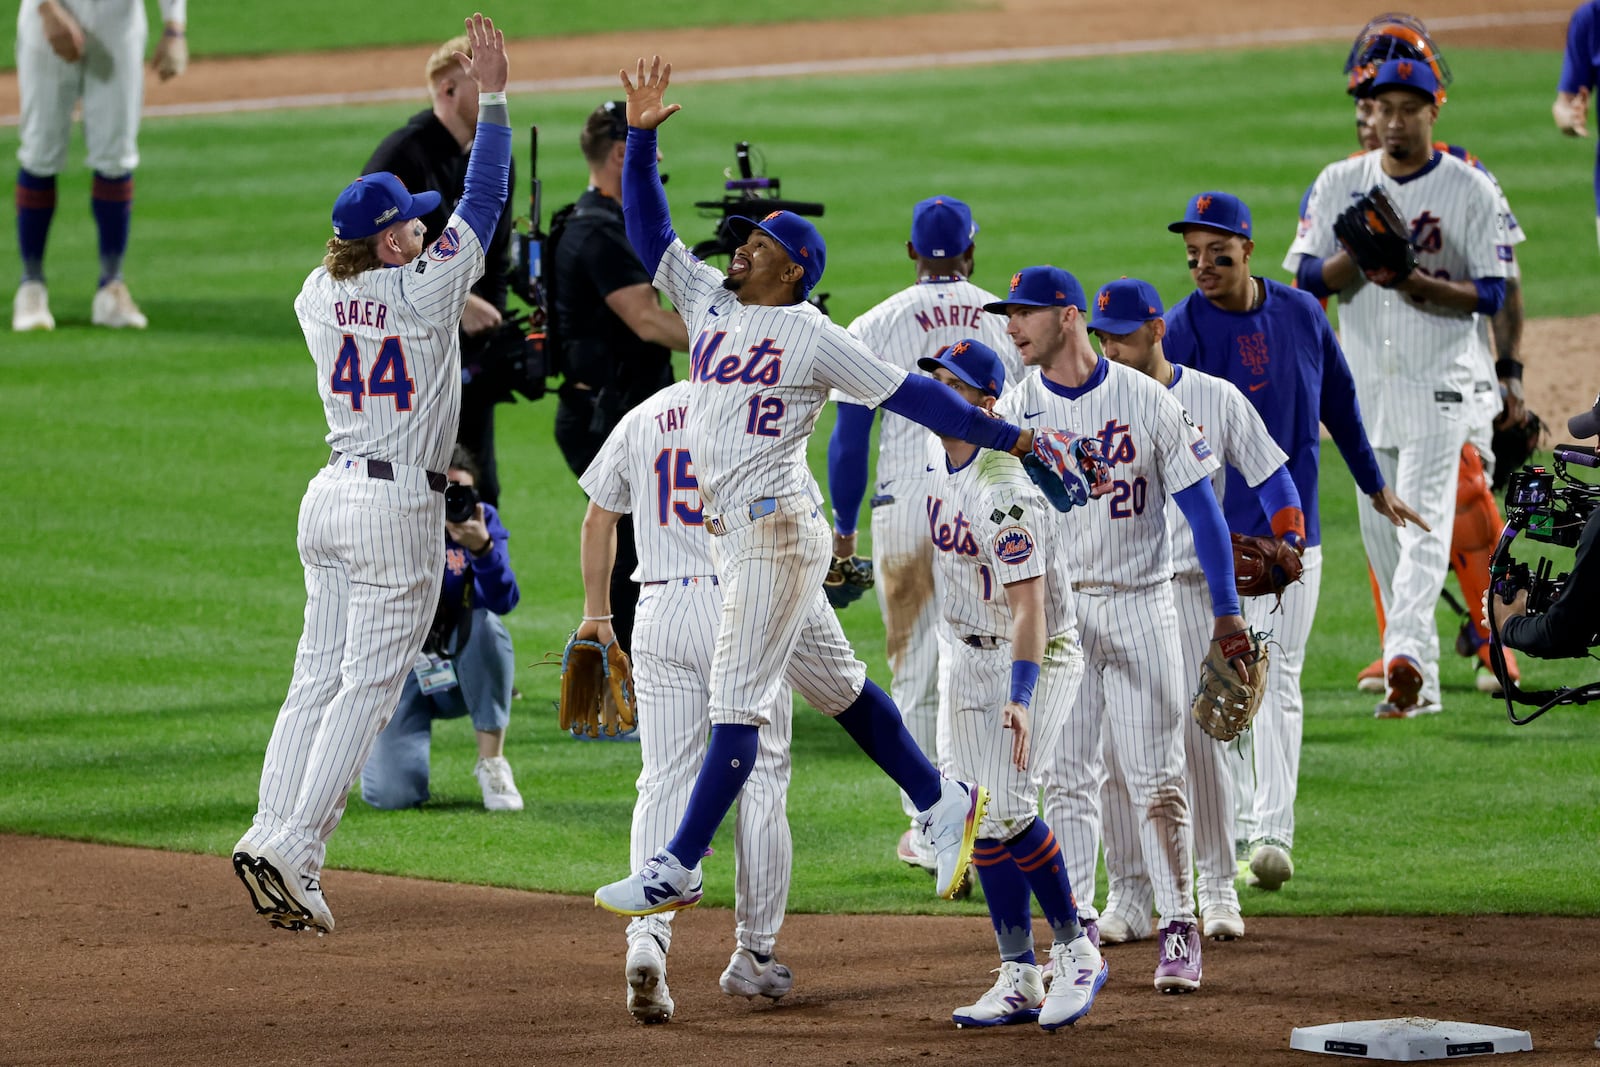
[593,56,1110,922]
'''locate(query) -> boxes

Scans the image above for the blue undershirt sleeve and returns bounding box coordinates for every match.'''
[456,119,511,250]
[827,402,875,537]
[1473,277,1507,317]
[1296,256,1334,298]
[621,127,676,275]
[1174,480,1241,618]
[879,374,1022,453]
[1318,316,1385,495]
[1256,466,1301,523]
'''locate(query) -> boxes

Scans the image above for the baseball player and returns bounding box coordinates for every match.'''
[1338,15,1527,697]
[1287,59,1510,718]
[579,379,795,1024]
[1164,190,1421,890]
[826,194,1024,872]
[1554,0,1600,245]
[231,14,511,935]
[1087,278,1299,945]
[920,339,1106,1031]
[12,0,188,331]
[989,265,1250,994]
[594,57,1096,921]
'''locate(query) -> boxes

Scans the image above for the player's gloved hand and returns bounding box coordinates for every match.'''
[1332,185,1417,288]
[824,554,874,608]
[1023,430,1114,512]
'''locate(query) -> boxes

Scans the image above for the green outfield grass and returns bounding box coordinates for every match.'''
[1,44,1596,918]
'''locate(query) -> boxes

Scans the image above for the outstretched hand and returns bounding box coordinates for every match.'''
[455,13,508,94]
[1370,486,1431,531]
[620,55,682,130]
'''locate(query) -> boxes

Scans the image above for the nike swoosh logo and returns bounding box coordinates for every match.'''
[925,465,937,472]
[707,306,720,317]
[878,480,894,490]
[1023,410,1045,419]
[1249,382,1268,392]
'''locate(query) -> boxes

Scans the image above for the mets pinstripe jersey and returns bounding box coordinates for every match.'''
[580,380,712,582]
[648,240,907,513]
[296,216,485,473]
[928,449,1075,639]
[1286,150,1511,450]
[997,358,1219,589]
[845,278,1024,485]
[1164,365,1288,577]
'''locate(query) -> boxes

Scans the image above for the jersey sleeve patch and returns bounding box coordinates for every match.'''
[994,524,1035,565]
[428,226,462,261]
[1496,244,1514,262]
[1191,436,1214,462]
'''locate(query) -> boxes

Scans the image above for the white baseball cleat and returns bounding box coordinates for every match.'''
[1096,911,1151,945]
[1246,839,1294,891]
[914,777,988,899]
[91,279,148,328]
[1040,935,1108,1030]
[13,281,54,331]
[232,839,335,934]
[474,756,523,811]
[719,946,793,1000]
[625,934,674,1024]
[1202,902,1246,941]
[595,849,704,916]
[952,961,1044,1028]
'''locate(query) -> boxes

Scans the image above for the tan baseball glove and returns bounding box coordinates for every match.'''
[557,632,637,739]
[1191,628,1269,743]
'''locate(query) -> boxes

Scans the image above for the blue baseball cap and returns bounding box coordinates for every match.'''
[331,172,442,240]
[727,210,827,296]
[981,266,1087,314]
[1168,191,1252,239]
[910,196,978,258]
[1362,57,1441,102]
[1090,278,1165,335]
[918,338,1005,397]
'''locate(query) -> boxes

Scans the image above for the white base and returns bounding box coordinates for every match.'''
[1290,1018,1532,1060]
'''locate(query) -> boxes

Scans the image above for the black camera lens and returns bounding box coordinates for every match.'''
[444,482,479,523]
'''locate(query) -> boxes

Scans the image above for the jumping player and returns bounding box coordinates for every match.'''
[921,338,1107,1032]
[1164,190,1421,890]
[594,57,1103,920]
[231,13,511,935]
[12,0,188,330]
[1088,278,1299,944]
[826,194,1023,872]
[989,265,1246,994]
[579,379,796,1024]
[1288,60,1509,718]
[1554,0,1600,244]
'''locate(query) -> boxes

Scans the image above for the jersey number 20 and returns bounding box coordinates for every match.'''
[331,334,415,412]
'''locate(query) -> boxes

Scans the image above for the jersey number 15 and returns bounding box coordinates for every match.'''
[331,334,415,412]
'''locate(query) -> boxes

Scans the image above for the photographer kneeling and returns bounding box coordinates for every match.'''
[361,446,524,811]
[1482,397,1600,660]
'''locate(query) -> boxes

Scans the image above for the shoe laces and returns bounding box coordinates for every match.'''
[1162,927,1193,961]
[479,758,515,794]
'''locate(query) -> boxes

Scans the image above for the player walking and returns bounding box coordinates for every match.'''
[231,13,511,935]
[826,195,1023,872]
[1287,60,1509,718]
[1087,278,1300,944]
[989,265,1247,994]
[1164,190,1421,889]
[579,379,796,1023]
[921,339,1107,1031]
[594,56,1104,920]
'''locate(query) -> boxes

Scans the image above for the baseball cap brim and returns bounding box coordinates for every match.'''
[1569,402,1600,439]
[1167,220,1246,237]
[1089,315,1154,335]
[404,190,443,222]
[917,354,994,396]
[981,297,1049,314]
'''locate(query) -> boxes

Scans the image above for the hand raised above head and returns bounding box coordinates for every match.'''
[455,13,508,94]
[619,55,682,131]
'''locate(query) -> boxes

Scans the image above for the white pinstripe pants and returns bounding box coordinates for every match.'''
[626,577,793,956]
[1039,584,1195,927]
[246,464,444,876]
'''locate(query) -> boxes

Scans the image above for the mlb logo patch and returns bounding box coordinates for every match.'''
[994,525,1035,565]
[429,226,463,261]
[1191,437,1214,462]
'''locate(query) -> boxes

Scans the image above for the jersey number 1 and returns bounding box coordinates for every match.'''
[331,335,415,412]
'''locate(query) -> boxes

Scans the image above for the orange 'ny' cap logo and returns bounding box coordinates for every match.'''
[763,211,783,222]
[951,340,970,355]
[1097,290,1111,311]
[1398,60,1413,79]
[1010,272,1023,292]
[1196,195,1213,214]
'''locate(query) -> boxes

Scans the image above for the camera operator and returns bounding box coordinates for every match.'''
[361,446,524,812]
[363,34,516,507]
[1482,397,1600,659]
[550,100,689,651]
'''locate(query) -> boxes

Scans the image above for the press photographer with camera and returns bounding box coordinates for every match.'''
[360,446,525,812]
[1482,395,1600,662]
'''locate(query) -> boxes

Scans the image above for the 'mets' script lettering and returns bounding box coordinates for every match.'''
[333,299,389,330]
[690,331,784,385]
[913,304,986,332]
[926,497,980,556]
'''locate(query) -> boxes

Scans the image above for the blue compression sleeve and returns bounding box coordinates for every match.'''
[827,403,874,536]
[1009,660,1040,708]
[1473,277,1507,316]
[880,373,1022,453]
[621,127,676,274]
[457,119,511,250]
[1296,256,1334,298]
[1255,466,1301,525]
[1174,480,1241,617]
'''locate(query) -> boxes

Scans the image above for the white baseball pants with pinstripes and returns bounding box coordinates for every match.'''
[1039,584,1196,927]
[625,576,793,958]
[244,463,444,878]
[943,631,1083,839]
